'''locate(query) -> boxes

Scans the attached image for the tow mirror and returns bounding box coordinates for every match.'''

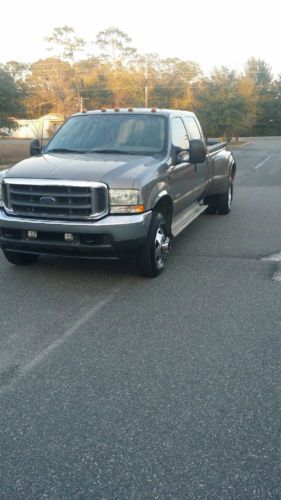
[30,138,42,156]
[189,139,207,164]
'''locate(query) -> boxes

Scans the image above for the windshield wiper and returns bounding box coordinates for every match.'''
[90,148,132,154]
[46,148,86,154]
[91,149,159,156]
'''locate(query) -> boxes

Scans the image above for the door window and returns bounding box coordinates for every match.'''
[171,118,189,149]
[184,116,203,140]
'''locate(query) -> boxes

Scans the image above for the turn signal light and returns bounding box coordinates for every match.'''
[110,204,145,214]
[134,204,145,213]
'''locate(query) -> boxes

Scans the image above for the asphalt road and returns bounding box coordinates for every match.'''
[1,137,281,499]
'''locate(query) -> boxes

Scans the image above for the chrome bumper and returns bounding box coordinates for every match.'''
[0,210,152,242]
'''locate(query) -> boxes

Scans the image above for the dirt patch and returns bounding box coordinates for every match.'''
[0,141,30,165]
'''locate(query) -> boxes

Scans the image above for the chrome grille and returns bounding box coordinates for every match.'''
[3,179,108,220]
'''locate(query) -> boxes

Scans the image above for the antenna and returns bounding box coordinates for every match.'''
[40,114,44,150]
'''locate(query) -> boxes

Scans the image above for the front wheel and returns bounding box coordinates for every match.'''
[3,250,39,265]
[137,212,171,277]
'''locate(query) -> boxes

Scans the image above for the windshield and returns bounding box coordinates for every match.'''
[46,113,167,155]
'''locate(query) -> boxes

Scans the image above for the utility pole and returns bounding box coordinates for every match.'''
[80,97,89,112]
[144,58,148,108]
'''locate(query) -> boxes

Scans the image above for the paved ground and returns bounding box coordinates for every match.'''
[0,137,281,498]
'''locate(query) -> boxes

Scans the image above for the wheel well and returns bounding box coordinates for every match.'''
[154,195,173,233]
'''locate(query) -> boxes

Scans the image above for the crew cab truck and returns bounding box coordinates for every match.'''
[0,109,236,277]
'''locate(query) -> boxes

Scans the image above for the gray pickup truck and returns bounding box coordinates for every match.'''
[0,108,236,276]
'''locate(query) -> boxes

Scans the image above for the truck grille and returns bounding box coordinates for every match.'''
[3,179,108,220]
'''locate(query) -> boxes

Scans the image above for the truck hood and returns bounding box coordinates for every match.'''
[4,152,160,189]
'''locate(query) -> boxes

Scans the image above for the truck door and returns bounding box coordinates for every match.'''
[169,117,196,215]
[183,115,208,199]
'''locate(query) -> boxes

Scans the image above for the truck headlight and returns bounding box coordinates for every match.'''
[0,171,8,208]
[109,189,144,214]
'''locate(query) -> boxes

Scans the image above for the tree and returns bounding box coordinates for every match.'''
[254,76,281,135]
[77,57,144,109]
[194,67,256,141]
[0,65,26,132]
[46,26,86,62]
[46,26,87,110]
[244,58,272,88]
[24,58,77,118]
[149,58,202,109]
[3,61,30,82]
[94,27,137,67]
[244,58,280,135]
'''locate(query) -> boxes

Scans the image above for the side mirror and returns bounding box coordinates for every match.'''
[189,139,207,164]
[30,138,42,156]
[176,150,190,163]
[172,145,190,164]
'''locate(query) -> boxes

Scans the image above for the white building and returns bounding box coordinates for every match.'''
[8,114,64,139]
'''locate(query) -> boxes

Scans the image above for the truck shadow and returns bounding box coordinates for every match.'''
[36,254,139,279]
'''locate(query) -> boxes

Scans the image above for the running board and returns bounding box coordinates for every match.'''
[171,203,208,237]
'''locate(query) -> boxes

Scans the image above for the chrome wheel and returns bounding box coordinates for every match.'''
[154,226,171,270]
[137,212,171,277]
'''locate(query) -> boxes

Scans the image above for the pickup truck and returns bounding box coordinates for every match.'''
[0,108,236,277]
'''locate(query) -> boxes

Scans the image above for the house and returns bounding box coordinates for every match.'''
[7,114,64,139]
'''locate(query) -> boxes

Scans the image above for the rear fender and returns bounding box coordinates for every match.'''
[208,152,235,196]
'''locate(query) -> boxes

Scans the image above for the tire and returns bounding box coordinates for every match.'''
[204,197,218,214]
[3,250,38,265]
[217,182,233,215]
[137,212,171,277]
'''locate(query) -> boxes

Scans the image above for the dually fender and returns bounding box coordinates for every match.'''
[208,150,236,196]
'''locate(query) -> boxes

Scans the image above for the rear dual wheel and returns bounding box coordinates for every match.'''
[204,181,233,215]
[217,182,233,214]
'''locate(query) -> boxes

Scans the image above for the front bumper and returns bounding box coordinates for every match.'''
[0,210,152,259]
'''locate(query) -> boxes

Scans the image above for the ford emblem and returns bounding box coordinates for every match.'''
[39,196,56,204]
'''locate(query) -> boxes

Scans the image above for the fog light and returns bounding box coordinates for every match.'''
[27,230,37,239]
[64,233,74,241]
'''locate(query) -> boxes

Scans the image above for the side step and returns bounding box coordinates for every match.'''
[171,203,208,237]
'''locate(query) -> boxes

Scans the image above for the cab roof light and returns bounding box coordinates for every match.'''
[128,108,134,112]
[151,108,157,112]
[114,108,120,112]
[101,107,107,112]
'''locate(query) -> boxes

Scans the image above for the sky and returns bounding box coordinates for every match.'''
[1,0,280,76]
